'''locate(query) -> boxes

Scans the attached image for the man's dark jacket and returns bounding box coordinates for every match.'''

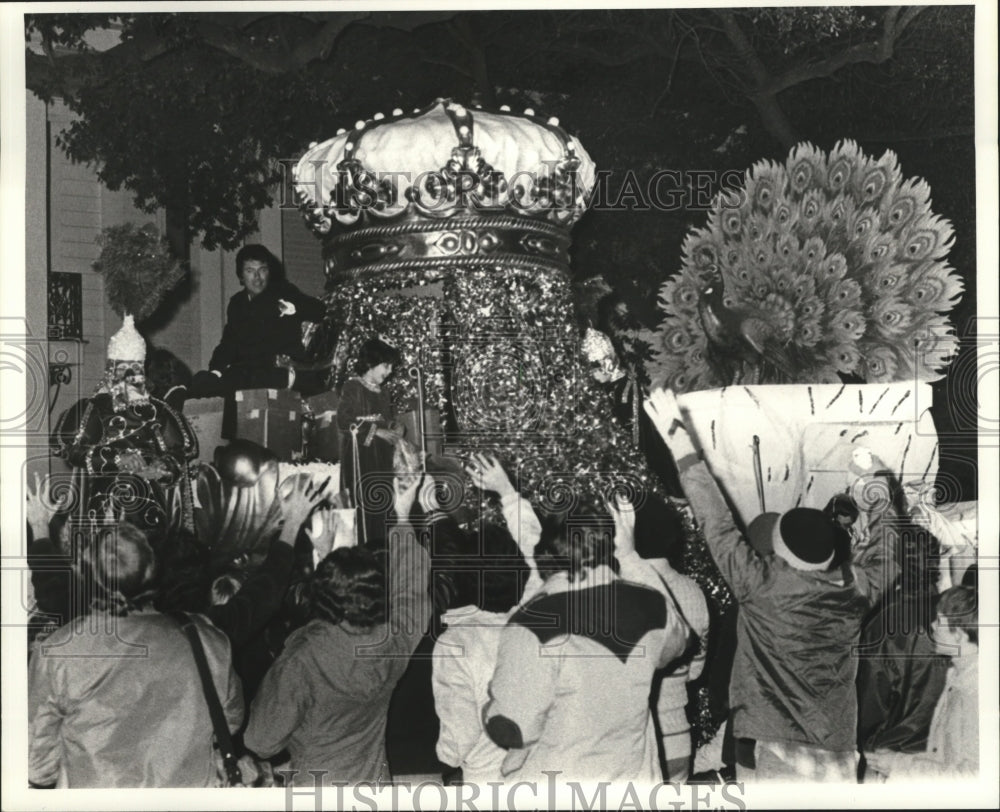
[209,281,325,373]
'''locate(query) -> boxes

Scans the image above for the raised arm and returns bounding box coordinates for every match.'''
[849,461,901,606]
[382,474,433,649]
[25,474,74,626]
[208,474,331,647]
[466,453,544,603]
[644,388,767,601]
[608,494,692,668]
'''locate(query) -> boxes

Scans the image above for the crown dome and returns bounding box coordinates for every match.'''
[294,99,596,234]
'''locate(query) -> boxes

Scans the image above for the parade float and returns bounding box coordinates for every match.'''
[644,140,971,538]
[293,99,665,515]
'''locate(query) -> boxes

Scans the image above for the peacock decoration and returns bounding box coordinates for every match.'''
[646,140,963,392]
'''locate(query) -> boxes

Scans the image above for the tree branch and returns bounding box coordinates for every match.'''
[716,10,798,147]
[420,57,473,80]
[766,6,926,94]
[192,13,368,74]
[544,41,659,68]
[26,31,176,98]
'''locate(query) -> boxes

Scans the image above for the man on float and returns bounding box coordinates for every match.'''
[190,244,328,398]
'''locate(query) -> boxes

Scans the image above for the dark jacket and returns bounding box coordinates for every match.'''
[677,456,897,753]
[244,527,431,785]
[206,541,296,649]
[856,592,947,753]
[209,281,326,373]
[28,536,77,644]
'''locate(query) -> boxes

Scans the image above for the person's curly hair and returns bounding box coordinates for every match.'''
[534,510,620,583]
[311,547,386,628]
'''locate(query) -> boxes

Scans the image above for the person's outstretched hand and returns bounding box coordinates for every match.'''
[644,387,697,459]
[393,473,424,520]
[305,505,337,560]
[465,453,516,499]
[279,474,332,544]
[26,473,66,539]
[607,492,637,557]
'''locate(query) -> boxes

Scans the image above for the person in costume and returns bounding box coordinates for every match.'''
[53,225,198,539]
[336,337,405,546]
[53,313,198,539]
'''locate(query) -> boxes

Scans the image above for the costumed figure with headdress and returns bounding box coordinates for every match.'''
[52,224,197,540]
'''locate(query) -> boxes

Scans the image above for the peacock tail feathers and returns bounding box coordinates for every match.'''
[902,262,965,312]
[646,140,964,392]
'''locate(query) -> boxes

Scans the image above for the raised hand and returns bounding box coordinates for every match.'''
[25,473,67,537]
[393,472,424,520]
[279,474,332,541]
[305,505,337,560]
[644,388,697,458]
[465,453,516,499]
[417,474,442,514]
[606,492,637,556]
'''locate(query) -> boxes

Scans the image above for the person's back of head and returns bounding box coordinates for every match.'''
[936,584,978,647]
[311,546,386,629]
[81,521,158,615]
[633,496,685,564]
[749,508,837,572]
[433,521,532,614]
[534,510,619,583]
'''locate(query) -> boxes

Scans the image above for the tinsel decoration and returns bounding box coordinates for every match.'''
[323,262,662,517]
[92,223,187,322]
[647,140,964,392]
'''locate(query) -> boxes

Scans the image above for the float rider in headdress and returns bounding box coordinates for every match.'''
[53,225,198,542]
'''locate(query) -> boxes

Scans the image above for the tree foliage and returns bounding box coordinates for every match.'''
[25,8,972,255]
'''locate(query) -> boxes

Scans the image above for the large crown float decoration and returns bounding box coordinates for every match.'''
[294,100,653,510]
[294,99,595,277]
